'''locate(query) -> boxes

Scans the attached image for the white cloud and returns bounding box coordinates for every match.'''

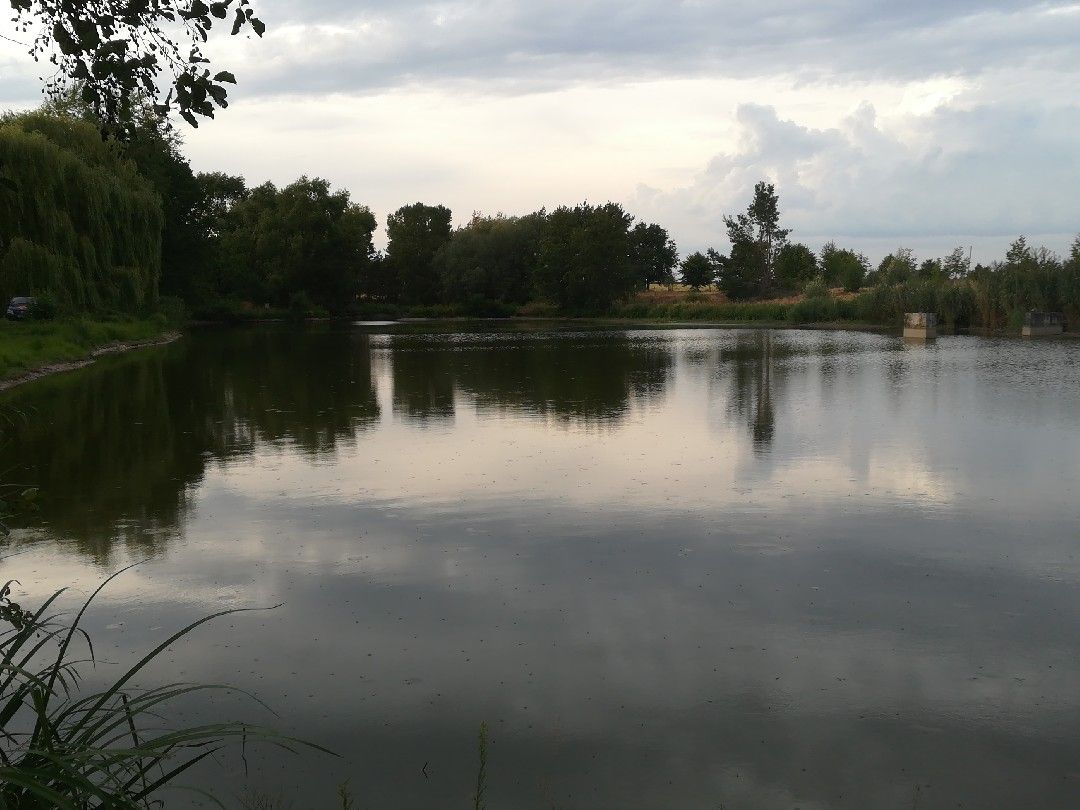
[3,1,1079,261]
[633,98,1080,261]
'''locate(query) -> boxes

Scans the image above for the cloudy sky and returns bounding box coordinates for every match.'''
[3,0,1080,260]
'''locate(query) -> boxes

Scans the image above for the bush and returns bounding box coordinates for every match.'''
[855,284,899,324]
[462,296,516,318]
[616,301,651,319]
[28,294,58,321]
[936,282,976,329]
[191,300,245,323]
[802,276,829,300]
[787,296,837,323]
[516,301,559,318]
[159,295,188,326]
[834,298,860,321]
[288,290,315,319]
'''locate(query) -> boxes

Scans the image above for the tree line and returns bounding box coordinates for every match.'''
[676,180,1080,329]
[1,105,1078,327]
[0,103,682,317]
[155,164,681,317]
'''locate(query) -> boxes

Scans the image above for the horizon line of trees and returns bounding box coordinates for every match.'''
[2,105,1078,328]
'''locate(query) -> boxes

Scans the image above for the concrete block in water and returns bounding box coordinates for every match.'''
[1022,311,1064,337]
[904,312,937,340]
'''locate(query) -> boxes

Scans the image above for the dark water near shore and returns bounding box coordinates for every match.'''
[3,323,1080,808]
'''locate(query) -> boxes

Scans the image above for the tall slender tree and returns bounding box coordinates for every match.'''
[721,181,790,297]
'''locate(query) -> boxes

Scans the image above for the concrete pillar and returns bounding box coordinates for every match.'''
[1022,311,1064,337]
[904,312,937,340]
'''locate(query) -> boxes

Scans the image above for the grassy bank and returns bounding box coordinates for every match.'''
[0,317,173,382]
[192,291,877,326]
[189,277,1077,332]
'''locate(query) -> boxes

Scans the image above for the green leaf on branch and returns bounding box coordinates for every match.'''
[184,0,209,19]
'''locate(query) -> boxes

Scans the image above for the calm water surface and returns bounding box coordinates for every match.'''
[3,324,1080,808]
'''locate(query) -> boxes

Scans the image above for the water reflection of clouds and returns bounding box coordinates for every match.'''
[6,326,1080,807]
[20,491,1080,807]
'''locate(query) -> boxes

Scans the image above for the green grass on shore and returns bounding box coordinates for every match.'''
[0,317,171,381]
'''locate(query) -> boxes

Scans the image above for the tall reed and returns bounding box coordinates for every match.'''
[0,567,327,808]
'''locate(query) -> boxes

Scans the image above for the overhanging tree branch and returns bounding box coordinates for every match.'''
[8,0,265,131]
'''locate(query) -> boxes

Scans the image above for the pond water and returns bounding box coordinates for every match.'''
[3,323,1080,808]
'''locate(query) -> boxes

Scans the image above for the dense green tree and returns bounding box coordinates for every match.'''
[195,171,249,231]
[918,258,944,280]
[0,110,161,312]
[775,243,817,290]
[630,222,678,289]
[819,242,868,290]
[358,252,398,303]
[720,181,790,297]
[433,212,544,305]
[534,202,635,311]
[942,246,971,279]
[834,249,869,292]
[184,169,249,300]
[386,203,453,305]
[878,248,917,285]
[217,177,377,311]
[713,239,764,301]
[120,113,213,302]
[812,244,864,295]
[9,0,265,129]
[679,251,715,290]
[819,241,840,284]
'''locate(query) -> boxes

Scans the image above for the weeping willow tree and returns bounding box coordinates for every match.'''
[0,110,163,313]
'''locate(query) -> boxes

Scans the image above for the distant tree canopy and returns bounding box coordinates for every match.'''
[4,110,1080,331]
[679,251,715,290]
[630,222,678,289]
[535,202,637,311]
[0,110,161,312]
[120,111,214,301]
[876,247,918,286]
[714,181,791,300]
[433,213,544,306]
[216,177,377,310]
[8,0,265,129]
[818,243,869,292]
[386,203,453,305]
[775,243,817,290]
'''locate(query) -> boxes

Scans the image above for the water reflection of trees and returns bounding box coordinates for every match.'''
[388,332,673,427]
[0,327,381,562]
[1,327,675,562]
[205,329,381,455]
[716,331,790,451]
[390,342,457,424]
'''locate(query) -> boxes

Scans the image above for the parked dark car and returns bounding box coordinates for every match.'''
[5,296,36,320]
